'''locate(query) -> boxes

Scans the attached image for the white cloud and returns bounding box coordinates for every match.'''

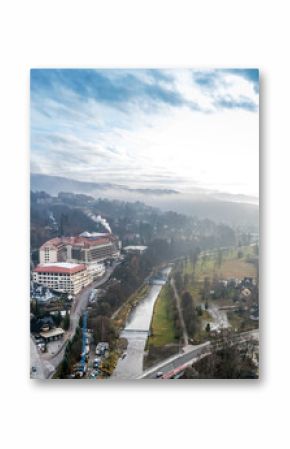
[31,69,259,197]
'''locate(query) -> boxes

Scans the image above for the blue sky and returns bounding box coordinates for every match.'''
[31,68,259,197]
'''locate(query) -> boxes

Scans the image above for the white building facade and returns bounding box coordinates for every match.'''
[39,234,120,264]
[33,263,92,295]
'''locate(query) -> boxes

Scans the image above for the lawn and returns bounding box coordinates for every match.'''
[183,259,195,276]
[195,245,258,282]
[148,284,176,347]
[217,259,257,279]
[178,246,258,331]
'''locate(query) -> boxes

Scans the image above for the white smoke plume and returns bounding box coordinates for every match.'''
[86,211,112,234]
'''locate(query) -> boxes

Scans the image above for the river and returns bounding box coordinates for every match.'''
[111,266,171,379]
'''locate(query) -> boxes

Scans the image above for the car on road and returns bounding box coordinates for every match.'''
[37,343,46,353]
[31,366,37,373]
[73,363,87,377]
[122,352,127,359]
[156,371,163,378]
[89,369,99,379]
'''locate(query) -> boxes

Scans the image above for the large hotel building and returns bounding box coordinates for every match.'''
[33,232,120,294]
[39,233,120,264]
[33,263,91,295]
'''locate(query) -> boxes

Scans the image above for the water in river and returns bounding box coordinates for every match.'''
[112,267,171,379]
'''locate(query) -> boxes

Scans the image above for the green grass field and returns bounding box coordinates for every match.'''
[148,285,176,347]
[195,245,258,282]
[178,244,258,308]
[147,245,258,348]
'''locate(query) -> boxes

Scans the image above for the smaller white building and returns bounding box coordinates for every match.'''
[86,262,106,279]
[31,285,56,303]
[123,245,147,255]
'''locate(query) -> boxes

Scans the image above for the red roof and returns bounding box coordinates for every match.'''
[34,264,86,274]
[40,237,65,250]
[40,235,116,250]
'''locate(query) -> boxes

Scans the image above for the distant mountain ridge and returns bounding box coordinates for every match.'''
[30,173,179,196]
[31,173,259,228]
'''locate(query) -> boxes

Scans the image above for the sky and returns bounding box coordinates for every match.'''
[30,68,259,198]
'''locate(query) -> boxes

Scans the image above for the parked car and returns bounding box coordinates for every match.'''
[73,363,87,375]
[89,369,99,379]
[34,336,44,343]
[37,343,46,352]
[93,357,101,367]
[96,342,109,356]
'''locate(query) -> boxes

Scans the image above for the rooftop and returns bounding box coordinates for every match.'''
[34,263,86,274]
[39,328,65,338]
[79,231,108,238]
[40,234,117,250]
[123,245,148,251]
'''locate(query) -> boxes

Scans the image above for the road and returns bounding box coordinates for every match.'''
[30,337,55,379]
[139,329,259,379]
[139,341,211,379]
[31,263,117,379]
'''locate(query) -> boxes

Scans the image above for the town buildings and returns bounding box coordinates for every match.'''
[32,262,91,295]
[33,232,120,294]
[123,245,147,255]
[39,233,120,264]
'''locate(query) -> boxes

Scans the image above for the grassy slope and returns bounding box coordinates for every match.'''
[147,246,258,349]
[195,246,257,282]
[148,284,176,347]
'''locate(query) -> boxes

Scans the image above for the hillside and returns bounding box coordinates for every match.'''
[31,173,259,229]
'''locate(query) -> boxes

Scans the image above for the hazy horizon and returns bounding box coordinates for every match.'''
[30,172,259,206]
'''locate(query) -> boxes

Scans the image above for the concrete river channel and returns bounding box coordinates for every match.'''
[112,266,172,379]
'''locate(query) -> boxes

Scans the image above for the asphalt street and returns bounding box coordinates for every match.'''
[139,342,211,379]
[139,329,259,379]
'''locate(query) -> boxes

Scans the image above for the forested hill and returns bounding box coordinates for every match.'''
[30,191,254,255]
[31,173,258,229]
